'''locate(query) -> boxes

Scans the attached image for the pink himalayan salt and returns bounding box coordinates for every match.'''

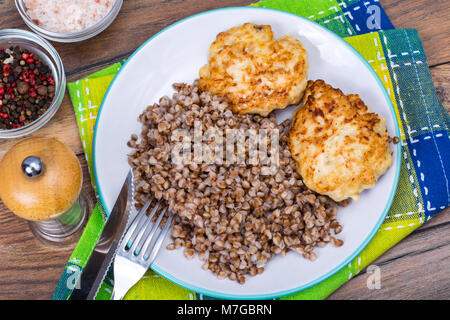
[23,0,115,33]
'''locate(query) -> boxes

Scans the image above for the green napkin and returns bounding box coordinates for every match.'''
[53,0,449,300]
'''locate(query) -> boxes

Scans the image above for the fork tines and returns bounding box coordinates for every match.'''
[121,200,174,262]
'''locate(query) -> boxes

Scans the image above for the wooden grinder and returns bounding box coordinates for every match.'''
[0,137,87,244]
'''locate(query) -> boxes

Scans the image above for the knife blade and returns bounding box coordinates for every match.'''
[69,170,134,300]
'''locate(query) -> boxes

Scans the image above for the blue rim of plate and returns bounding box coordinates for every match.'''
[93,6,402,300]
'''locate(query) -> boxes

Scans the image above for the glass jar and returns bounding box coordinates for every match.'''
[0,29,65,139]
[15,0,123,43]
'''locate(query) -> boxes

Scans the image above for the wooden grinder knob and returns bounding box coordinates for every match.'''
[0,138,82,221]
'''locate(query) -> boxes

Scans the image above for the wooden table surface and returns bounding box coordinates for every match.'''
[0,0,448,300]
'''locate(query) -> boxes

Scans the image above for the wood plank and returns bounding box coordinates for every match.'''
[0,0,448,300]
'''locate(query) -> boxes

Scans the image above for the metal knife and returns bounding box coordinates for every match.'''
[69,170,134,300]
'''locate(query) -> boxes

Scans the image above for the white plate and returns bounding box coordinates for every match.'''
[93,7,401,299]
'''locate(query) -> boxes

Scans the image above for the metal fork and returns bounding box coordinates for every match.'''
[110,200,174,300]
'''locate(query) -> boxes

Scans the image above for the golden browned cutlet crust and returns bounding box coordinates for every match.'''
[289,80,392,202]
[199,23,308,116]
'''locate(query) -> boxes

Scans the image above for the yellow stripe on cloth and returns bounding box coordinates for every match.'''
[124,270,197,300]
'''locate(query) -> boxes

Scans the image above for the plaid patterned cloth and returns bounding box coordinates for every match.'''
[53,0,449,300]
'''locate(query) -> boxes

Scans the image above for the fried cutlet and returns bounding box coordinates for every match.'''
[199,23,308,116]
[289,80,392,202]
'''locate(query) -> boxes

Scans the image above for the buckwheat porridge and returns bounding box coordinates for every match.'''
[127,81,347,284]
